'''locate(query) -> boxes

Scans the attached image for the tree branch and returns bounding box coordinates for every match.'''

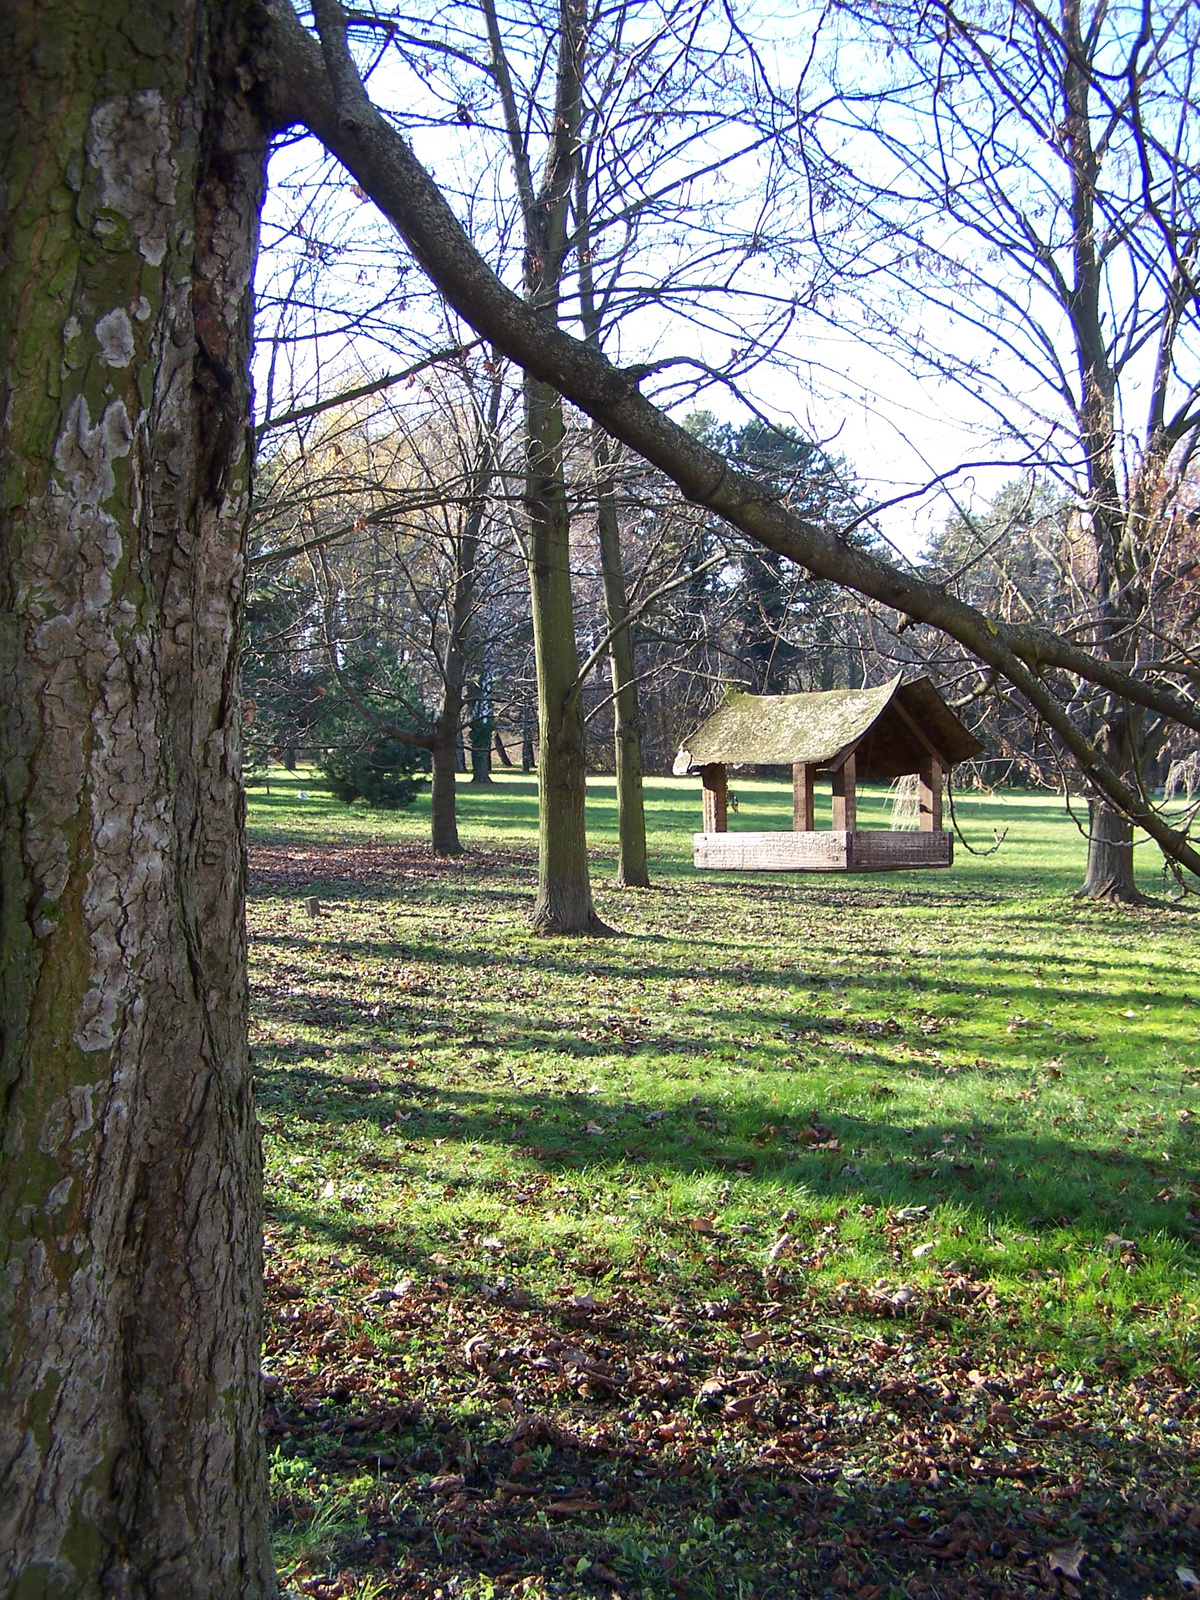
[264,0,1200,877]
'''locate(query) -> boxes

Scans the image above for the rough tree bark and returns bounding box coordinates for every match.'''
[0,0,277,1593]
[1081,798,1138,901]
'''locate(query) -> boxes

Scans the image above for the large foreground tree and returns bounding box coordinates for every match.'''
[4,0,1200,1591]
[0,0,278,1591]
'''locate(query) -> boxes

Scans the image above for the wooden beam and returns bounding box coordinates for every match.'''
[918,755,943,832]
[830,752,857,832]
[891,697,949,770]
[792,762,815,831]
[693,829,953,872]
[701,763,727,833]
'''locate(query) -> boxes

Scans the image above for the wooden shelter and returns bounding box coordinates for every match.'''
[673,675,983,872]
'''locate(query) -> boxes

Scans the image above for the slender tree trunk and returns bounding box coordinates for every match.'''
[574,154,648,889]
[522,714,535,771]
[430,728,462,854]
[526,376,609,932]
[429,568,470,855]
[482,0,603,931]
[594,431,650,887]
[429,399,498,849]
[0,1,276,1593]
[494,730,513,766]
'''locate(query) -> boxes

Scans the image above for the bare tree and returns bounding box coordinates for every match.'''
[793,0,1200,897]
[270,0,1200,880]
[250,361,519,851]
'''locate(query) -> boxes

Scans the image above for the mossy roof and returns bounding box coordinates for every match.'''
[673,675,983,779]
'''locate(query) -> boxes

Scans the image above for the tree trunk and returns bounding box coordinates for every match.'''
[526,378,610,933]
[1081,800,1141,902]
[470,695,494,784]
[430,730,461,854]
[494,730,513,766]
[522,715,536,771]
[594,431,649,887]
[0,2,276,1594]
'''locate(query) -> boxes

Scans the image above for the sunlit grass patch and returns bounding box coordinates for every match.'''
[251,768,1200,1598]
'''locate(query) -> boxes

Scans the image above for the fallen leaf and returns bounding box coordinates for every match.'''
[1048,1545,1086,1581]
[724,1393,759,1419]
[584,1120,605,1136]
[544,1497,601,1515]
[742,1330,770,1350]
[912,1241,937,1259]
[426,1473,465,1495]
[319,1180,336,1199]
[687,1216,715,1234]
[462,1334,494,1368]
[767,1233,792,1261]
[1179,1567,1200,1592]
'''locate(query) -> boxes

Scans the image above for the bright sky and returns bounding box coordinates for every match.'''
[255,0,1195,562]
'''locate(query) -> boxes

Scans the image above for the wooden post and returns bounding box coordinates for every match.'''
[831,752,857,832]
[792,762,815,831]
[918,756,943,831]
[701,763,728,833]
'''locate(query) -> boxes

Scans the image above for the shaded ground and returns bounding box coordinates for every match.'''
[248,801,1200,1600]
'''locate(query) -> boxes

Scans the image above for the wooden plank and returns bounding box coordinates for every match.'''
[918,755,943,832]
[847,829,952,870]
[830,752,856,832]
[792,762,815,831]
[701,763,727,833]
[695,830,850,871]
[693,829,953,872]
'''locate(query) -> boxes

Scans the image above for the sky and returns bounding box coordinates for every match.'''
[254,0,1196,563]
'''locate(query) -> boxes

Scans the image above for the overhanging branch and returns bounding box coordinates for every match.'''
[263,0,1200,877]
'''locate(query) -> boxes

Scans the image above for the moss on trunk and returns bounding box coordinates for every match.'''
[0,1,277,1590]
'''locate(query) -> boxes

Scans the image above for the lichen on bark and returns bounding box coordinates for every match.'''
[1,1,278,1592]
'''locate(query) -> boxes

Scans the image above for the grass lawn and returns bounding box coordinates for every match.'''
[249,770,1200,1600]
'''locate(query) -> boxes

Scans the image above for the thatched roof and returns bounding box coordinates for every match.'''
[673,675,983,781]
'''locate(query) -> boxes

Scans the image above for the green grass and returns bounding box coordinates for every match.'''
[251,769,1200,1600]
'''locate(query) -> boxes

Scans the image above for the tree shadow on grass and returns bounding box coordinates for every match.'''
[249,911,1197,1026]
[263,1150,1200,1600]
[254,1047,1200,1253]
